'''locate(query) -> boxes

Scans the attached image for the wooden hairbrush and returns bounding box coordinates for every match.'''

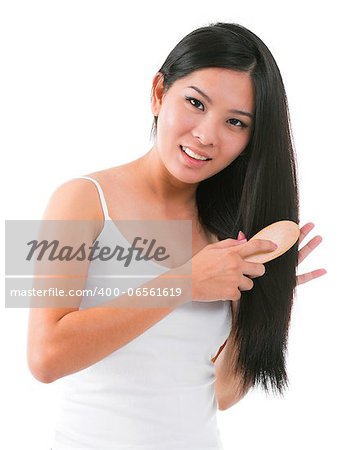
[244,220,300,263]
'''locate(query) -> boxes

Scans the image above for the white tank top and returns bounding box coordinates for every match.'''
[51,176,232,450]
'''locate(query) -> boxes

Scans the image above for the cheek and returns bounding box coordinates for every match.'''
[220,134,250,164]
[227,131,250,153]
[159,102,194,133]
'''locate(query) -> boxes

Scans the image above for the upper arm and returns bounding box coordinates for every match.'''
[27,178,105,373]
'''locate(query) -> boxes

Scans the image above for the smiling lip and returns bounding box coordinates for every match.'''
[180,145,212,160]
[179,146,212,167]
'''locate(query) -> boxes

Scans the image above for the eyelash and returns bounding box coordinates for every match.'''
[184,96,248,129]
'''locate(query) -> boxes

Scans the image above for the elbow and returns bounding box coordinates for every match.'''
[216,379,253,411]
[217,401,227,411]
[29,365,55,384]
[217,397,236,411]
[217,396,242,411]
[216,389,249,411]
[27,349,59,384]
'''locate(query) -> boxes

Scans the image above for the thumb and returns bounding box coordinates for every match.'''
[214,237,247,248]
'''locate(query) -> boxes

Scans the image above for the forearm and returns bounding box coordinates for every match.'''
[39,266,191,382]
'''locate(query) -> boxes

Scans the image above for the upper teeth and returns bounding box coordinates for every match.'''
[182,146,209,161]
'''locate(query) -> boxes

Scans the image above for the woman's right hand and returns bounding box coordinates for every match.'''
[189,237,278,302]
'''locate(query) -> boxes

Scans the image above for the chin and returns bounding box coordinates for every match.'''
[175,169,214,185]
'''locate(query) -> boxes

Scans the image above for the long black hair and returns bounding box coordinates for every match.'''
[150,22,300,396]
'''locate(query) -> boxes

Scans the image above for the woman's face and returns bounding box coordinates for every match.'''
[151,67,254,184]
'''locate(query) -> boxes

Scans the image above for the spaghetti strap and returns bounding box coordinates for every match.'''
[77,176,111,221]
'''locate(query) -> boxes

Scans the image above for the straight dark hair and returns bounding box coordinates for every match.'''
[150,22,300,396]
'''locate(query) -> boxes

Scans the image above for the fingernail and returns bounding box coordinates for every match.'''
[238,230,246,239]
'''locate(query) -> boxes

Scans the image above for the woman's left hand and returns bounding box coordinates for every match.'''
[295,222,327,286]
[238,222,327,286]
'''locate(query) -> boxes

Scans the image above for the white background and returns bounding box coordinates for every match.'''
[1,1,343,449]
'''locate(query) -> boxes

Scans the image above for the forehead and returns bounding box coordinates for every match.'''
[172,67,254,111]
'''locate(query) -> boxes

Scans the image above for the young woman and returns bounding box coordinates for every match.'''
[28,22,326,450]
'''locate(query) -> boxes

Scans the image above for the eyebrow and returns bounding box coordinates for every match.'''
[187,85,254,120]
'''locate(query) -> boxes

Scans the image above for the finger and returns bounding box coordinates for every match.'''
[298,235,323,265]
[242,261,266,278]
[237,239,278,258]
[298,222,315,246]
[296,268,327,286]
[238,275,254,292]
[215,237,247,249]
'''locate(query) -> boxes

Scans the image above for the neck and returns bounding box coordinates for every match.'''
[133,146,199,212]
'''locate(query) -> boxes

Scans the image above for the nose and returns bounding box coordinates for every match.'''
[192,116,219,148]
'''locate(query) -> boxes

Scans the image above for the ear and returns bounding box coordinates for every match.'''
[151,72,165,116]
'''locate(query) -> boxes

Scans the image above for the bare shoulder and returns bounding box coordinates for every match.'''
[42,174,118,243]
[44,178,97,219]
[42,164,133,221]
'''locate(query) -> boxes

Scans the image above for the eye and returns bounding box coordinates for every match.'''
[227,118,248,129]
[185,96,204,111]
[185,96,249,129]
